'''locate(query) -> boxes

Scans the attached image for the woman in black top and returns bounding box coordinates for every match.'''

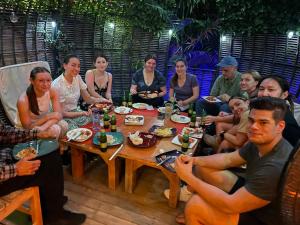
[257,75,300,146]
[130,54,166,107]
[85,54,112,102]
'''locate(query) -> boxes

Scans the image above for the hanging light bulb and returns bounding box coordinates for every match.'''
[287,31,294,39]
[10,12,18,23]
[221,35,227,42]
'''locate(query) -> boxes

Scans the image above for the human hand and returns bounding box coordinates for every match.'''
[130,88,137,95]
[219,111,230,117]
[204,115,215,124]
[177,100,184,107]
[15,154,41,176]
[81,111,91,117]
[47,112,62,121]
[175,155,194,182]
[37,129,57,139]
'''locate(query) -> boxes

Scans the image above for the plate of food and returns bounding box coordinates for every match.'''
[124,115,144,125]
[171,134,198,149]
[202,96,221,103]
[93,132,124,146]
[114,106,133,115]
[13,140,59,160]
[89,102,113,112]
[155,150,182,173]
[138,91,158,99]
[128,131,157,148]
[170,114,191,124]
[66,128,93,142]
[132,103,149,110]
[148,125,177,137]
[157,107,177,114]
[181,127,203,139]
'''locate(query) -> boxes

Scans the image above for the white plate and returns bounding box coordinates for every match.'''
[170,114,191,124]
[114,106,133,114]
[125,115,144,125]
[171,135,197,149]
[202,96,222,103]
[181,127,203,139]
[132,103,149,110]
[66,128,93,142]
[158,107,166,113]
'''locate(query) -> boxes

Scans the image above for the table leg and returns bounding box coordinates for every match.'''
[107,157,121,191]
[71,147,84,181]
[161,169,180,208]
[125,159,136,193]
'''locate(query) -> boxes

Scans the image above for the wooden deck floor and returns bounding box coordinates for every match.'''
[63,157,184,225]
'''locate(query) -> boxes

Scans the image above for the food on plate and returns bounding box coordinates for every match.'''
[182,127,202,135]
[133,103,148,109]
[106,134,115,145]
[178,135,194,144]
[129,131,144,145]
[115,106,131,114]
[16,147,37,159]
[206,96,217,101]
[139,91,158,99]
[90,102,112,111]
[125,115,144,125]
[153,127,173,137]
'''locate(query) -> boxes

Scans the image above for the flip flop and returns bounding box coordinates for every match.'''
[175,213,186,224]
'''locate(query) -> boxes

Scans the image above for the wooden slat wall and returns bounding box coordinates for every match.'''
[220,33,300,102]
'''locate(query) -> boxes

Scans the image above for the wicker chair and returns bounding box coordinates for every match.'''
[280,142,300,225]
[0,186,43,224]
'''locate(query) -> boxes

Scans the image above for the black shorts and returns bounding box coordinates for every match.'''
[229,175,245,194]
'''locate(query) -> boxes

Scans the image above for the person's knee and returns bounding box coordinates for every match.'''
[185,195,201,219]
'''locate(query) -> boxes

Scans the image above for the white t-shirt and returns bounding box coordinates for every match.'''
[52,74,87,111]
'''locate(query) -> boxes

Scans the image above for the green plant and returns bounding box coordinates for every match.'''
[44,30,74,53]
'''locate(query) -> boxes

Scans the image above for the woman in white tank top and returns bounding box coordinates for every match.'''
[16,67,68,139]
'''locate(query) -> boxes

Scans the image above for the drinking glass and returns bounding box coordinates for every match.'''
[91,108,101,131]
[165,102,173,119]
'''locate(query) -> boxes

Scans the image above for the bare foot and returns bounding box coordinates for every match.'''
[176,213,185,224]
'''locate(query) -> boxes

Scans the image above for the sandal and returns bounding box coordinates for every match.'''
[175,213,186,224]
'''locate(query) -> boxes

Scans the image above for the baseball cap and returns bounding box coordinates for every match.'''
[217,56,238,67]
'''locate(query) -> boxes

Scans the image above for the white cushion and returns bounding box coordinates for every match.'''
[0,61,50,125]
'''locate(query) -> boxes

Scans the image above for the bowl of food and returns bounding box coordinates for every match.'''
[89,102,113,113]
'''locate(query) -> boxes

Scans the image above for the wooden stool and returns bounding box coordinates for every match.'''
[0,187,43,225]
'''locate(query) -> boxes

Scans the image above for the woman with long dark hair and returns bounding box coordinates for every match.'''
[130,54,166,107]
[257,75,300,146]
[16,67,68,138]
[85,54,112,102]
[169,58,199,111]
[52,54,103,130]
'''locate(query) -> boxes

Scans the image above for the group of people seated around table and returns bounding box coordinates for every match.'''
[0,52,300,225]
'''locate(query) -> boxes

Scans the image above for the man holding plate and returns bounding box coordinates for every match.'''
[195,56,243,116]
[0,121,86,225]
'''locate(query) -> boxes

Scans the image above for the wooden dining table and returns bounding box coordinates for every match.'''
[60,108,199,208]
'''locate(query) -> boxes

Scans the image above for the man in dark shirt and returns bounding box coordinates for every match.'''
[175,97,293,225]
[0,122,86,225]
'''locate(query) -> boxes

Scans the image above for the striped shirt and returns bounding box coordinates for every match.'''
[0,122,38,181]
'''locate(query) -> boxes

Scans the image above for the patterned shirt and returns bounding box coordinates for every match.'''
[0,122,38,181]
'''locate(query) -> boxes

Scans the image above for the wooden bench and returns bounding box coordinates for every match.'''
[0,187,43,224]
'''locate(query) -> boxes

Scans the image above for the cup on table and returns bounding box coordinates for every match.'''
[91,108,101,131]
[165,102,173,119]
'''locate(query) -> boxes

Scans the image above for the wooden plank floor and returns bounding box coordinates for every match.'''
[63,157,184,225]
